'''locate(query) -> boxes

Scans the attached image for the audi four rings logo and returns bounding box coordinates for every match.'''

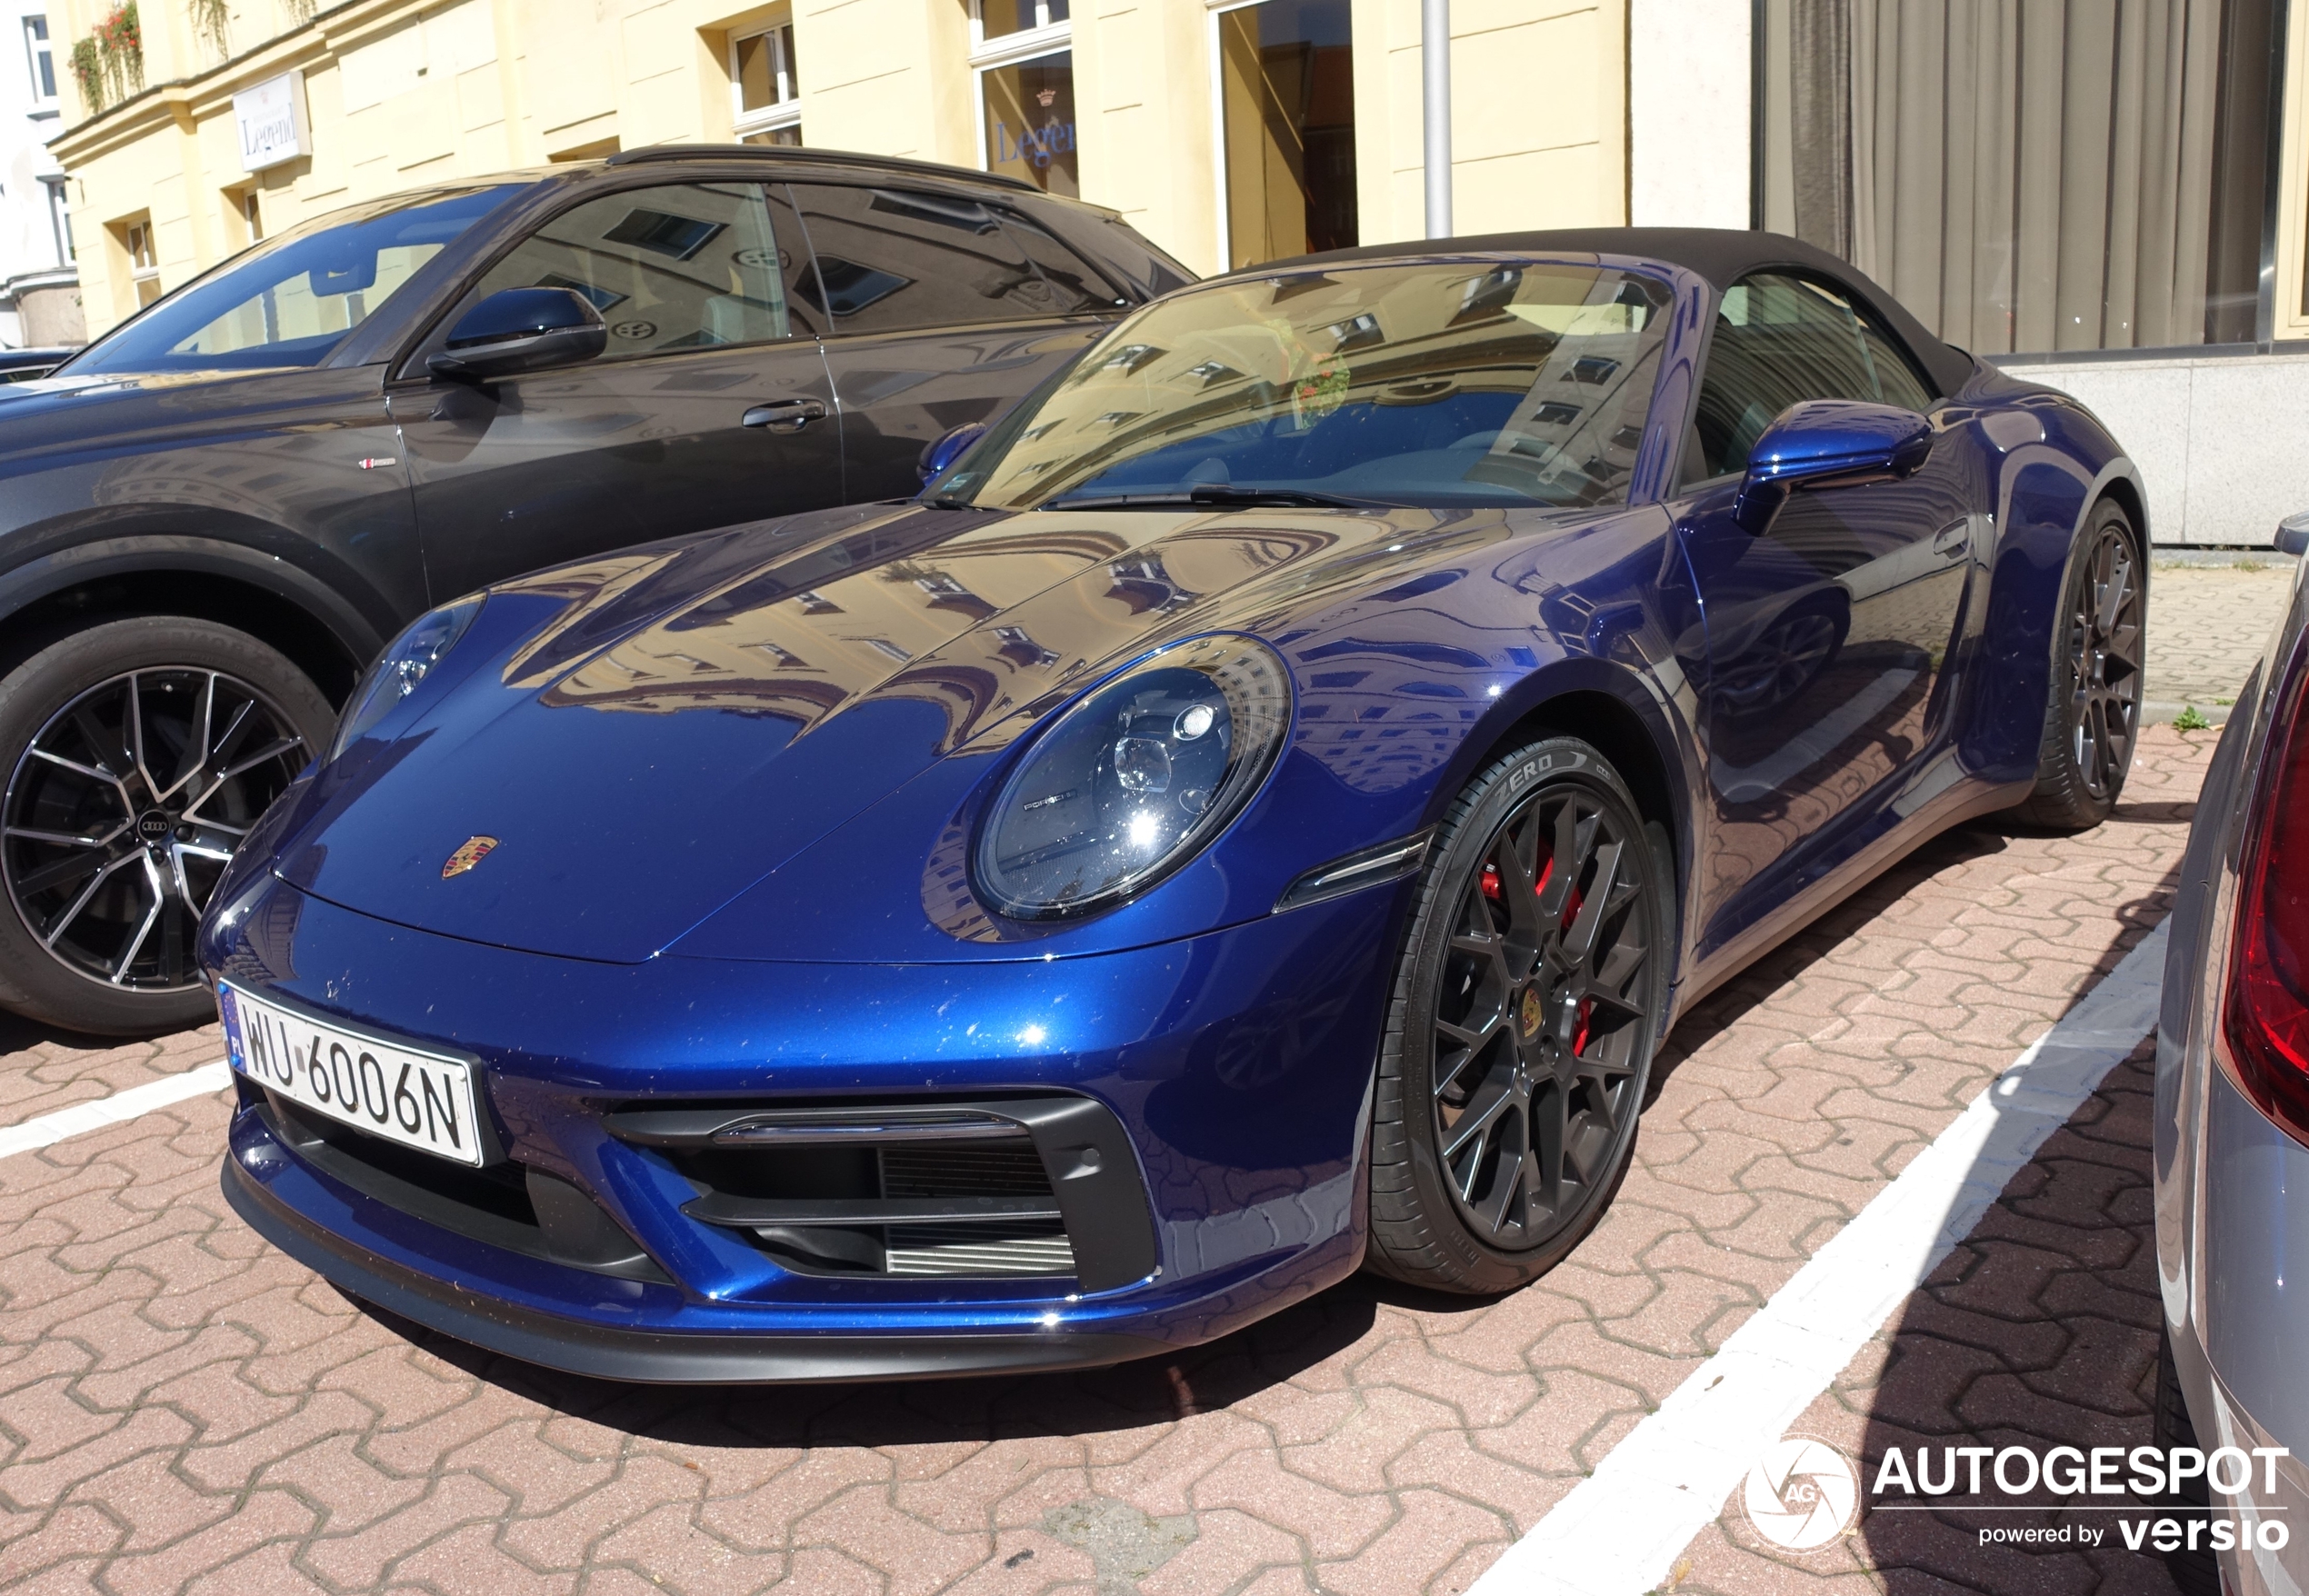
[441,836,499,879]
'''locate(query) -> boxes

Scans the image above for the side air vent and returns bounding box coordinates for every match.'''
[603,1095,1157,1292]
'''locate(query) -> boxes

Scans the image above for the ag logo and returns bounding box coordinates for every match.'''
[1742,1435,1857,1551]
[441,835,499,879]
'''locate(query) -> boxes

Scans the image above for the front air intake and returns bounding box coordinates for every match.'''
[602,1095,1156,1292]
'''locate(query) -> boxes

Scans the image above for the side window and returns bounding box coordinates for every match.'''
[789,184,1078,334]
[464,182,815,359]
[992,207,1122,314]
[1856,311,1936,412]
[1690,273,1883,479]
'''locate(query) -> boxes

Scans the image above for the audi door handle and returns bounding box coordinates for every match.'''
[743,398,828,432]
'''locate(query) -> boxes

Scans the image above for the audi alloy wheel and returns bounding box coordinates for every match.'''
[0,618,335,1034]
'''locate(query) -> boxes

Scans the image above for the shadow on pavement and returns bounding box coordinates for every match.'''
[343,1267,1391,1450]
[1848,1044,2181,1595]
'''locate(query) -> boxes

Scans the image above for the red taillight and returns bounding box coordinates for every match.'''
[2224,647,2309,1146]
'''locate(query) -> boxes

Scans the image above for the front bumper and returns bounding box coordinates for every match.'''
[202,874,1397,1382]
[222,1152,1170,1382]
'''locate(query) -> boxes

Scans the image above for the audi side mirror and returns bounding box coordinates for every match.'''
[427,287,607,384]
[1733,400,1935,535]
[2276,510,2309,558]
[917,422,989,486]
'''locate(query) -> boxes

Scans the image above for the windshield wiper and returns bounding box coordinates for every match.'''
[1038,484,1384,512]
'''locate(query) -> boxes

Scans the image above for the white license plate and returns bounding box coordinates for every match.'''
[220,982,485,1167]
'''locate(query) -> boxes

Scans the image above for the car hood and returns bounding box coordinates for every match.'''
[277,496,1482,963]
[0,365,321,462]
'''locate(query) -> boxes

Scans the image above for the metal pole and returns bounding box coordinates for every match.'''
[1423,0,1452,238]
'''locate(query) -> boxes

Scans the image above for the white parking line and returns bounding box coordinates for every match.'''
[0,1060,232,1162]
[1471,919,2172,1596]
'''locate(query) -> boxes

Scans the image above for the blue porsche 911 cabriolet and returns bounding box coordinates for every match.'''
[194,228,2144,1382]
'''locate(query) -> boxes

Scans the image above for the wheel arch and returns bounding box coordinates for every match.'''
[1442,671,1697,998]
[0,539,391,704]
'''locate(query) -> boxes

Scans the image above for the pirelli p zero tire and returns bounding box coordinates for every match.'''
[2009,498,2144,832]
[1366,736,1671,1294]
[0,617,334,1036]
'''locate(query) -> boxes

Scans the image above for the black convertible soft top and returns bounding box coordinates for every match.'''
[1254,226,1978,398]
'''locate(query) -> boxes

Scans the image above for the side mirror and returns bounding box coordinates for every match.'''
[917,422,988,485]
[1733,400,1935,534]
[2276,510,2309,559]
[427,287,607,384]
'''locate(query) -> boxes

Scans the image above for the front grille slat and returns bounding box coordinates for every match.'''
[655,1120,1075,1279]
[880,1145,1052,1197]
[615,1094,1158,1292]
[885,1225,1078,1277]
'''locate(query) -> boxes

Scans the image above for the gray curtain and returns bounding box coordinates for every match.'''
[1764,0,2231,355]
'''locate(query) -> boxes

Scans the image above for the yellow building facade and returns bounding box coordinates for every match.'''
[47,0,1634,338]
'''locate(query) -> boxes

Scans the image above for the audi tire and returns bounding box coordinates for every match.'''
[0,617,333,1035]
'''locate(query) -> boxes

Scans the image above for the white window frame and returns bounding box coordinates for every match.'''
[729,17,802,142]
[40,175,69,267]
[968,1,1074,177]
[125,217,160,305]
[22,14,55,112]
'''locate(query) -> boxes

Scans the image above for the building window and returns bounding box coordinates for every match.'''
[1758,0,2278,354]
[971,1,1075,197]
[21,14,54,107]
[1213,0,1358,270]
[228,187,264,247]
[123,216,160,305]
[731,20,801,146]
[976,0,1069,38]
[40,176,70,267]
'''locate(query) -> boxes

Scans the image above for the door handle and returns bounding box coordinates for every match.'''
[1932,517,1972,556]
[742,398,828,432]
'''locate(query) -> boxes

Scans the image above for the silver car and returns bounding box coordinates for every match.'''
[2156,522,2309,1596]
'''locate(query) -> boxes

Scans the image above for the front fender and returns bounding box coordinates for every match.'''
[1963,394,2147,781]
[0,527,398,665]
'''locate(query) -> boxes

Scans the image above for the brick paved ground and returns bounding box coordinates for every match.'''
[2144,558,2296,723]
[0,724,2218,1595]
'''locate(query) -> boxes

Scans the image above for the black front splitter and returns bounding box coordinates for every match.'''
[222,1157,1169,1384]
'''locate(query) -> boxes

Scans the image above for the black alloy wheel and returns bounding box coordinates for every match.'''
[1367,736,1669,1292]
[0,618,334,1035]
[2011,499,2144,830]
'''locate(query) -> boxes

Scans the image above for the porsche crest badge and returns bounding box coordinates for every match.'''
[441,835,499,879]
[1519,985,1545,1039]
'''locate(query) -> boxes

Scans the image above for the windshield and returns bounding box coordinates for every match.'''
[66,185,525,376]
[935,259,1675,511]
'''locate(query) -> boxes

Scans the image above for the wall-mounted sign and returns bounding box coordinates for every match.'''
[234,71,308,173]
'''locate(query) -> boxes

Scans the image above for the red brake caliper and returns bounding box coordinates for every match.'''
[1571,997,1594,1056]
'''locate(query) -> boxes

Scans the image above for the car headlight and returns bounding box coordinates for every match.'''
[974,635,1291,919]
[328,596,484,761]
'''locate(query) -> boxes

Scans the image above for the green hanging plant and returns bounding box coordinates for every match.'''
[93,3,142,104]
[189,0,229,60]
[68,36,103,111]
